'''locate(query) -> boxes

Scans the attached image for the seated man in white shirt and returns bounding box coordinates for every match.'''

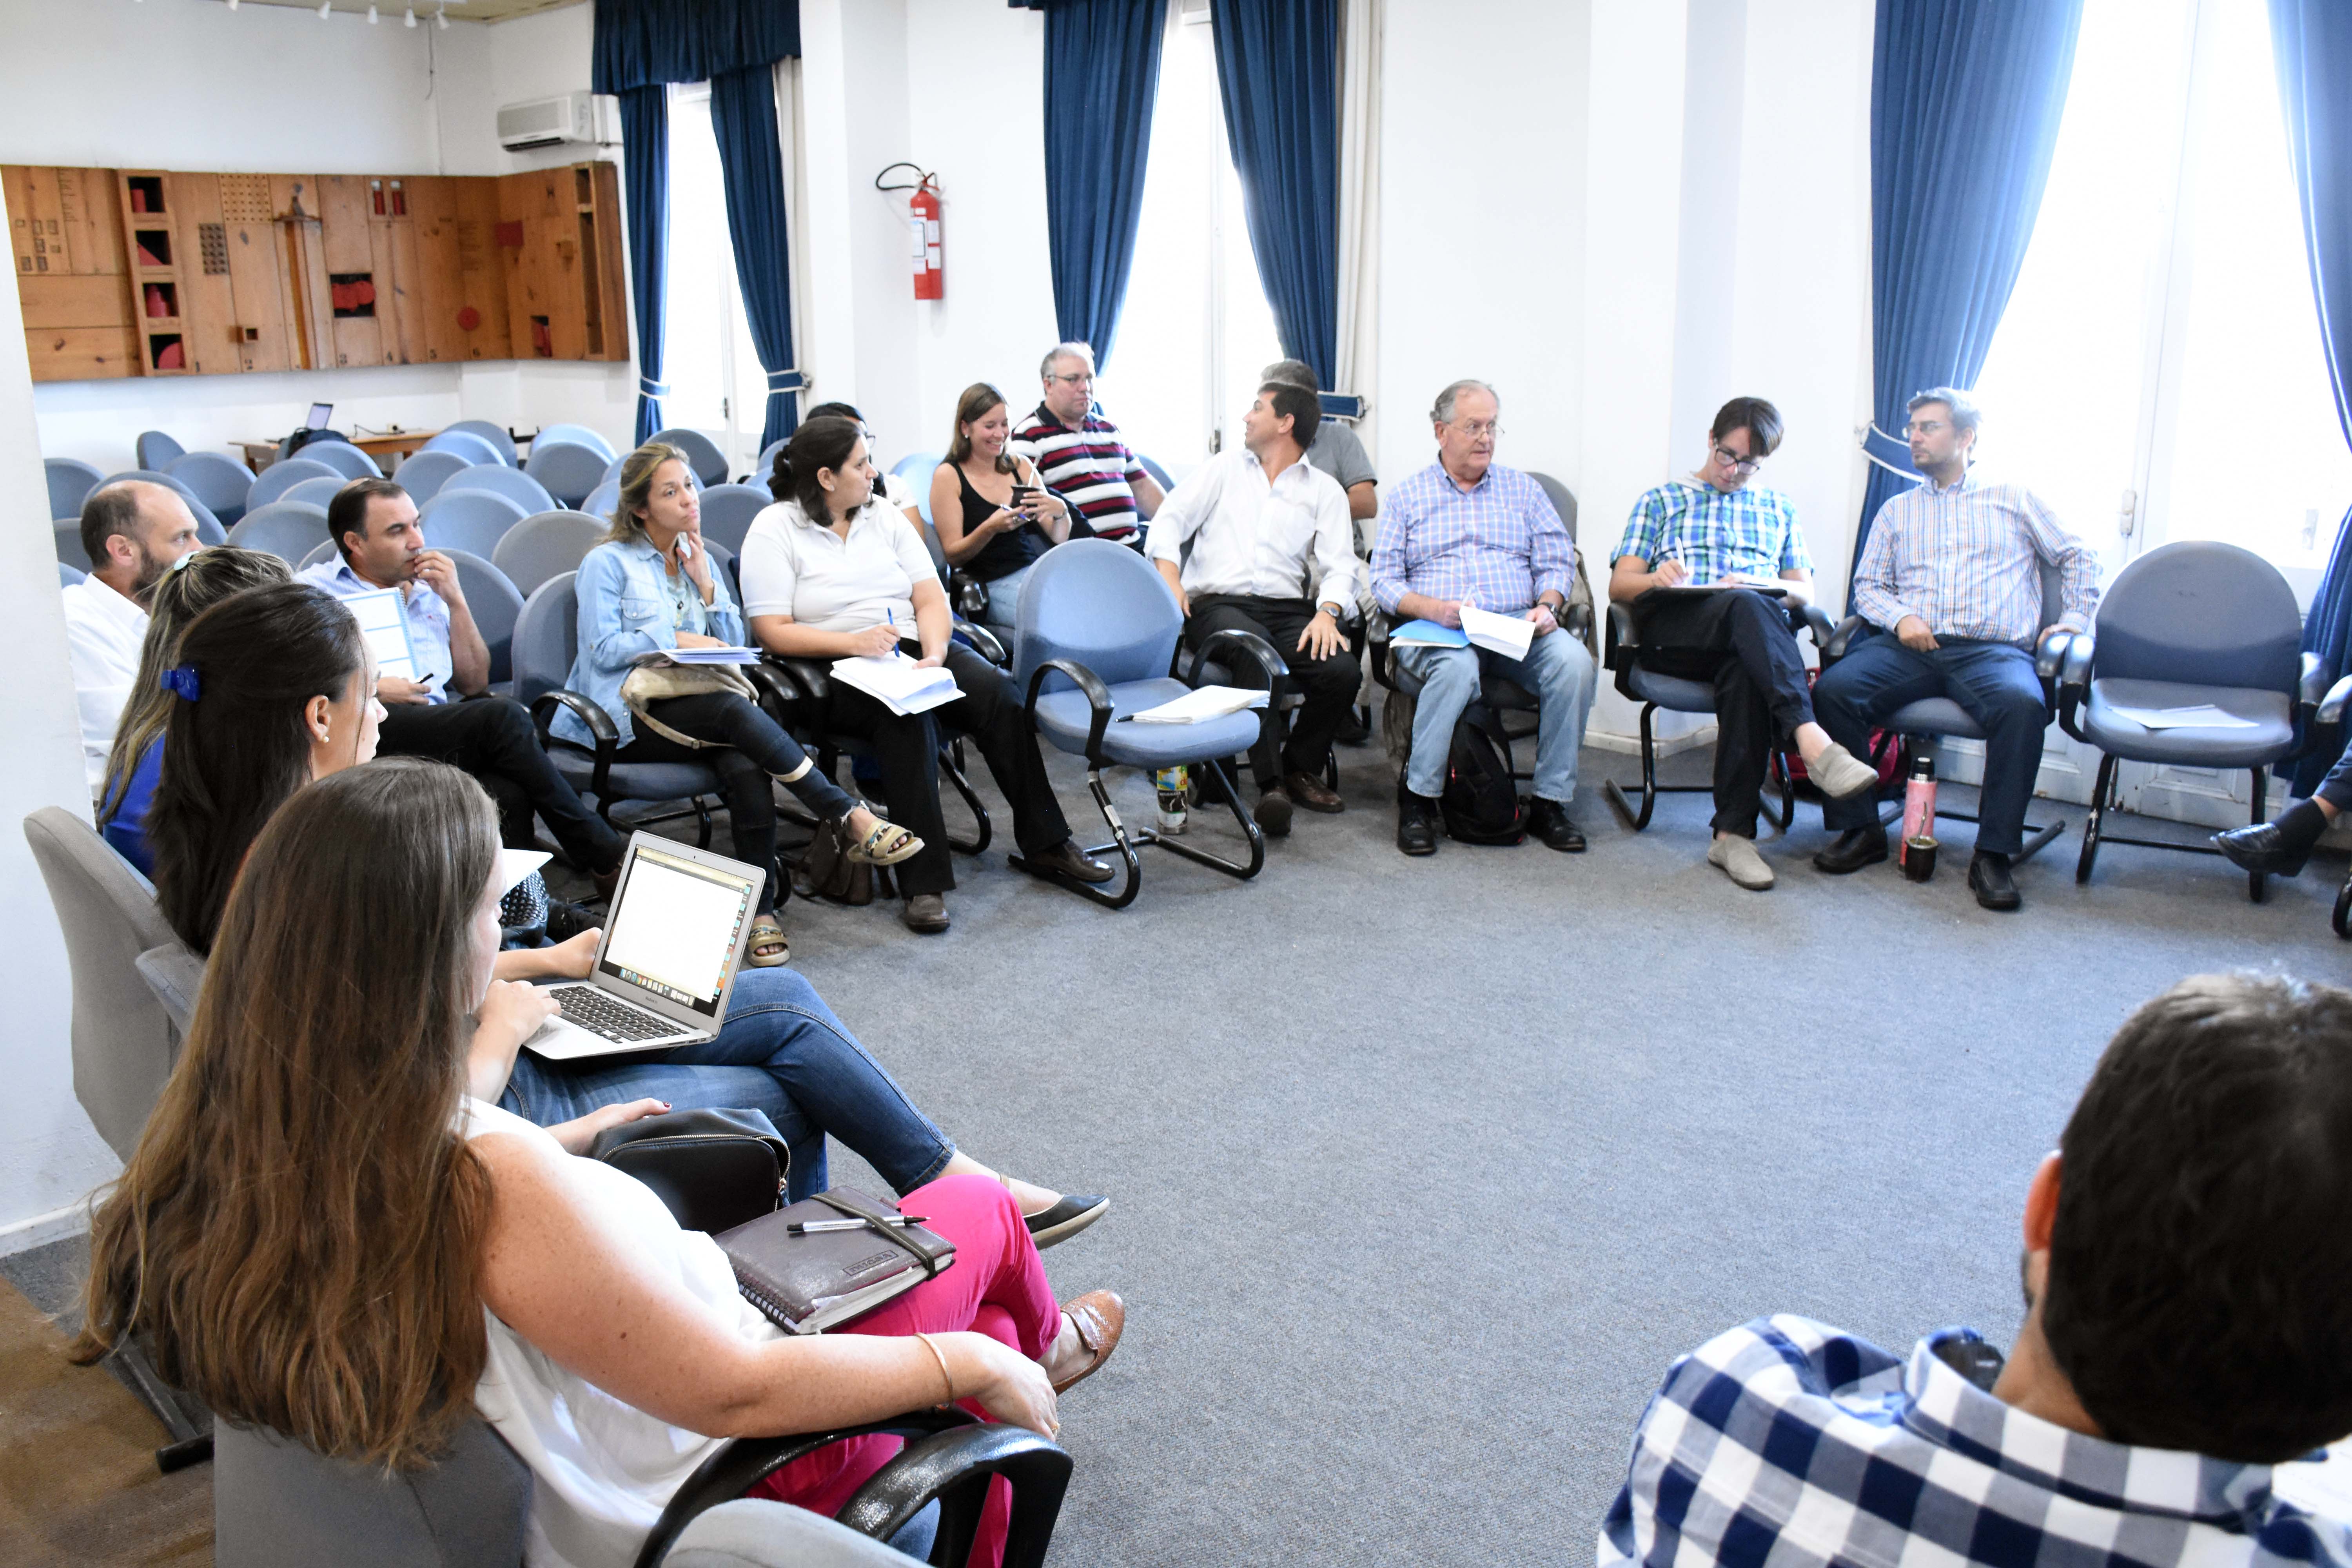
[61,480,203,793]
[1147,382,1359,834]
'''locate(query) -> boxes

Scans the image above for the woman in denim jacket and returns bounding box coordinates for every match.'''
[557,443,920,964]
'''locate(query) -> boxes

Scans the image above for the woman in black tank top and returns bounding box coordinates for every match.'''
[931,383,1071,626]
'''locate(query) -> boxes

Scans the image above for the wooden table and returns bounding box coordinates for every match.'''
[236,428,442,475]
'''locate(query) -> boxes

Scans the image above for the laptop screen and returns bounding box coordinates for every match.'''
[597,844,759,1019]
[305,401,334,430]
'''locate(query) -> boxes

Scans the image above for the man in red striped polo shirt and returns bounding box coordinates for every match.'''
[1011,341,1165,546]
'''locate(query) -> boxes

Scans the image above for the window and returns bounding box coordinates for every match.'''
[1091,0,1283,477]
[662,83,769,475]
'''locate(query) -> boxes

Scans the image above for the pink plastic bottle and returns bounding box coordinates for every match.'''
[1898,753,1936,868]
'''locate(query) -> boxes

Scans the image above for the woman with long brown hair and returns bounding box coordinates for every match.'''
[928,381,1071,630]
[74,760,1123,1568]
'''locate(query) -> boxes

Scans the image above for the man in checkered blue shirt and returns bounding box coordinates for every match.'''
[1603,972,2352,1568]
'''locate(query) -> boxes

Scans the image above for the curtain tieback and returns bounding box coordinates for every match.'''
[1856,422,1921,481]
[638,376,670,398]
[1319,392,1365,420]
[765,368,807,397]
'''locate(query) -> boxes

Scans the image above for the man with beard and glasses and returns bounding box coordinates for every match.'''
[1602,971,2352,1568]
[62,479,204,792]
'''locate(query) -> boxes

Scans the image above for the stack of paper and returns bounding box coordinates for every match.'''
[345,586,421,681]
[2106,702,2259,731]
[1459,604,1537,659]
[829,653,962,717]
[631,646,763,666]
[1125,685,1271,724]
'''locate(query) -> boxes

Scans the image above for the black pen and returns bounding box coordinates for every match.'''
[785,1215,929,1235]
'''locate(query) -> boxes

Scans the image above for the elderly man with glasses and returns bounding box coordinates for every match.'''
[1374,378,1596,856]
[1608,396,1880,891]
[1010,341,1164,548]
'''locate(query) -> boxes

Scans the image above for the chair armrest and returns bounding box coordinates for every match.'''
[2301,651,2333,712]
[1562,600,1592,644]
[2319,673,2352,727]
[1604,601,1638,670]
[1190,628,1288,690]
[1795,602,1837,647]
[530,687,622,807]
[2034,625,2079,683]
[954,618,1007,666]
[764,654,833,705]
[1818,615,1869,664]
[632,1411,979,1568]
[2055,631,2096,742]
[1023,657,1116,763]
[836,1421,1074,1562]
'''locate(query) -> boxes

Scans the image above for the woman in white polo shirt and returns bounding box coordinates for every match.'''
[739,417,1113,934]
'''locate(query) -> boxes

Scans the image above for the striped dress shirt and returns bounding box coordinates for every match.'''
[1602,1316,2352,1568]
[1371,460,1575,615]
[1011,405,1149,540]
[1850,471,2099,646]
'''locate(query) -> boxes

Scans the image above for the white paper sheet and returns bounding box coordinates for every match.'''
[1459,603,1537,660]
[2105,703,2259,731]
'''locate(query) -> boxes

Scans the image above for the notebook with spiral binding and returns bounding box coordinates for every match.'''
[717,1185,956,1335]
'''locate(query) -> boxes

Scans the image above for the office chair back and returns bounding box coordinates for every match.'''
[1527,470,1579,543]
[450,549,526,684]
[301,441,383,481]
[136,430,185,470]
[494,510,608,596]
[1011,538,1180,693]
[584,479,623,523]
[391,446,469,504]
[2091,541,2300,692]
[58,561,85,588]
[47,456,104,520]
[512,571,581,708]
[279,475,347,512]
[23,808,181,1163]
[227,502,334,566]
[1136,453,1175,493]
[214,1415,533,1568]
[754,437,787,489]
[650,427,731,487]
[443,418,520,466]
[165,450,255,525]
[890,453,943,528]
[56,522,91,572]
[248,457,345,510]
[422,428,507,468]
[525,440,611,508]
[534,422,617,462]
[444,463,558,517]
[417,488,530,561]
[697,484,772,556]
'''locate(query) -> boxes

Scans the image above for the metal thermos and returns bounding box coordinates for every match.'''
[1898,754,1936,871]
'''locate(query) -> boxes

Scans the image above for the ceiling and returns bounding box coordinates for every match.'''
[215,0,584,20]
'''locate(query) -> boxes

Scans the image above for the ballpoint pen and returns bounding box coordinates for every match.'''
[785,1215,930,1235]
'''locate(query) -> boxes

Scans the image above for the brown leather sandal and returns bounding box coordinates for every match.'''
[841,816,925,867]
[1048,1290,1125,1394]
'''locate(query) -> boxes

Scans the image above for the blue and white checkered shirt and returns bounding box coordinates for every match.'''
[1601,1316,2351,1568]
[1615,479,1812,583]
[1371,460,1575,616]
[1850,472,2099,646]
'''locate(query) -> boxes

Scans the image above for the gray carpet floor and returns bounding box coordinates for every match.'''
[13,722,2343,1566]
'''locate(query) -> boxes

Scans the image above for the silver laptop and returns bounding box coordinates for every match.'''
[305,401,334,430]
[524,833,766,1061]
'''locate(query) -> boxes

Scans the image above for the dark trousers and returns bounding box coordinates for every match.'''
[1637,589,1814,838]
[1812,634,2049,856]
[2317,745,2352,813]
[377,696,625,875]
[822,640,1073,896]
[1184,594,1362,788]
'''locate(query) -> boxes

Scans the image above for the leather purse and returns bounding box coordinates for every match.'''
[590,1107,789,1235]
[620,658,759,749]
[794,817,891,906]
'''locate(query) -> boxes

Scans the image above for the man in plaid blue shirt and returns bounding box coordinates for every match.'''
[1610,398,1880,890]
[1604,971,2352,1568]
[1372,379,1596,854]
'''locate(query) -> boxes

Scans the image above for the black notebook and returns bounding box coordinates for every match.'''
[719,1186,956,1336]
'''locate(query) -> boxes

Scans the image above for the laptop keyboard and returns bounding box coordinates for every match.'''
[546,985,680,1044]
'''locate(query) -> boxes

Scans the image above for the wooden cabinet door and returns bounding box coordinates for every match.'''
[166,172,234,377]
[584,161,629,362]
[408,175,511,363]
[316,174,381,369]
[273,176,333,372]
[499,166,590,360]
[6,165,139,380]
[216,173,290,374]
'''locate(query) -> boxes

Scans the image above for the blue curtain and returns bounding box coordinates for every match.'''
[711,64,804,451]
[1031,0,1166,372]
[1851,0,2083,581]
[617,87,669,446]
[2274,2,2352,791]
[1209,0,1340,394]
[592,0,799,94]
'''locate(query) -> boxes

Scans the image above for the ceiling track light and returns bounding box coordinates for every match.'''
[435,3,448,28]
[404,5,416,24]
[367,2,379,20]
[318,0,333,16]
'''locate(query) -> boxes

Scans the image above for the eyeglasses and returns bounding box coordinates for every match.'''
[1451,421,1503,439]
[1904,420,1947,438]
[1049,372,1094,387]
[1713,446,1762,474]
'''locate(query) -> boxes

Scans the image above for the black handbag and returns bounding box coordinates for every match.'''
[589,1107,789,1235]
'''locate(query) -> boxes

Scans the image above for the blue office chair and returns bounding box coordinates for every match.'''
[443,418,520,466]
[891,453,944,528]
[582,479,622,522]
[164,450,255,528]
[601,452,631,487]
[298,541,339,572]
[444,463,557,517]
[417,488,530,561]
[58,561,84,588]
[447,548,524,692]
[300,441,383,481]
[393,447,469,504]
[249,457,345,510]
[1135,453,1175,494]
[422,428,507,468]
[47,457,104,520]
[524,440,610,508]
[279,475,347,512]
[532,422,616,462]
[650,427,731,488]
[136,430,185,471]
[492,510,607,596]
[227,502,333,566]
[1008,539,1273,907]
[2059,541,2327,901]
[698,484,772,557]
[754,437,788,488]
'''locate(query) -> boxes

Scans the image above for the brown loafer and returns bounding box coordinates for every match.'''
[900,893,950,933]
[1282,770,1344,813]
[1032,838,1114,884]
[1049,1290,1125,1394]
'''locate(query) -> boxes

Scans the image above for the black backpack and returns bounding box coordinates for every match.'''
[1438,702,1527,845]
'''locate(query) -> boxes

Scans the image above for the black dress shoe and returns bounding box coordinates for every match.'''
[1254,785,1295,838]
[1813,827,1889,875]
[1969,850,2022,911]
[1034,839,1116,884]
[1528,797,1586,852]
[2214,820,2315,877]
[1397,791,1439,856]
[1024,1193,1109,1249]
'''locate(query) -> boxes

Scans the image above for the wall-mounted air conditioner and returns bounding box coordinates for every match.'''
[497,91,619,153]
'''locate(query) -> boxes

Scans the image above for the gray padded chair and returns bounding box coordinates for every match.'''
[444,417,521,465]
[298,541,339,571]
[584,478,623,521]
[165,449,254,526]
[55,521,90,572]
[249,456,345,510]
[134,939,205,1038]
[58,560,84,587]
[214,1416,532,1568]
[753,437,787,487]
[650,426,731,487]
[136,429,185,470]
[418,487,530,561]
[228,501,334,566]
[421,427,507,468]
[525,439,612,508]
[279,474,348,512]
[301,440,384,481]
[1136,453,1175,493]
[47,456,104,520]
[450,548,525,690]
[602,451,632,487]
[446,462,559,517]
[494,510,608,596]
[390,446,469,504]
[889,453,943,527]
[2058,540,2325,900]
[534,421,617,462]
[697,483,772,556]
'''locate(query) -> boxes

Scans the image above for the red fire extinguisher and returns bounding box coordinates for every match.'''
[908,175,943,301]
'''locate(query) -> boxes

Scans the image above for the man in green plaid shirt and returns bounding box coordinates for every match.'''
[1609,397,1877,890]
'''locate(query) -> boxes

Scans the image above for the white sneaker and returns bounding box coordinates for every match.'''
[1708,835,1776,889]
[1806,742,1880,801]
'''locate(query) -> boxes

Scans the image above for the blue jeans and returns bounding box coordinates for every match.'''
[1396,631,1597,803]
[498,968,956,1202]
[980,561,1034,632]
[1812,633,2049,856]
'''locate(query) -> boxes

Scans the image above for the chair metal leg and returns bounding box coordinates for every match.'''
[2336,874,2352,939]
[2248,768,2268,904]
[1142,757,1266,882]
[1770,749,1795,833]
[112,1339,213,1472]
[2077,753,2114,884]
[937,745,993,857]
[1603,704,1661,831]
[1011,769,1141,909]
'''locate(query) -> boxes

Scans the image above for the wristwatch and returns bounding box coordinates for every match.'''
[1318,601,1345,621]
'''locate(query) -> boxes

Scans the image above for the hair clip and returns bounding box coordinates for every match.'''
[160,666,201,702]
